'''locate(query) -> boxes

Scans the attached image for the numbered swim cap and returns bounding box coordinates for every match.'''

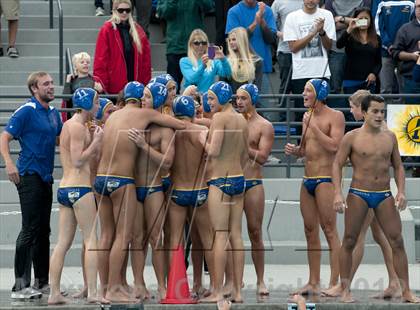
[123,81,145,101]
[172,95,195,118]
[73,87,97,110]
[238,83,259,106]
[151,74,178,91]
[202,92,211,113]
[146,81,168,109]
[307,79,330,101]
[208,81,232,105]
[96,97,113,120]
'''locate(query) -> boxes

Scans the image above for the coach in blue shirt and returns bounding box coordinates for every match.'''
[0,72,62,298]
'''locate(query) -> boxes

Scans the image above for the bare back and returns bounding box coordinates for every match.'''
[207,109,248,178]
[303,107,344,176]
[348,128,395,190]
[171,122,208,189]
[59,119,92,186]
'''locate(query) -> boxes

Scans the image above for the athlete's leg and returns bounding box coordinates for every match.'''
[374,198,420,303]
[106,185,139,303]
[243,185,268,295]
[315,183,341,289]
[340,193,369,303]
[292,185,321,295]
[370,216,400,298]
[200,187,231,303]
[97,194,114,298]
[131,201,149,299]
[48,207,77,304]
[72,244,88,298]
[73,193,101,303]
[144,191,167,299]
[228,194,245,302]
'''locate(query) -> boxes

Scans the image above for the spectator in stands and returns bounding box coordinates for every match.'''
[392,0,420,104]
[226,1,277,94]
[283,0,335,131]
[372,0,415,101]
[180,29,232,93]
[132,0,152,38]
[215,0,241,51]
[324,0,371,95]
[225,27,263,92]
[62,52,103,122]
[337,7,381,95]
[157,0,214,89]
[0,0,20,57]
[414,55,420,82]
[94,0,151,94]
[0,72,63,299]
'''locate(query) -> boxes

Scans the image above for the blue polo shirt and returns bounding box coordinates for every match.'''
[5,97,63,183]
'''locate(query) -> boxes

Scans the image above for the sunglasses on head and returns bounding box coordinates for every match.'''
[116,7,131,14]
[193,41,208,46]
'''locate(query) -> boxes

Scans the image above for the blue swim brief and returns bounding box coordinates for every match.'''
[302,176,332,196]
[349,188,392,209]
[57,186,92,208]
[136,185,164,203]
[207,175,245,196]
[94,175,135,197]
[245,179,263,192]
[171,187,209,208]
[162,175,172,192]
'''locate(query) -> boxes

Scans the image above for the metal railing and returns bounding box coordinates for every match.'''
[1,93,420,177]
[49,0,64,86]
[65,48,74,78]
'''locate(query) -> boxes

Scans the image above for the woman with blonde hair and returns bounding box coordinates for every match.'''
[94,0,151,94]
[225,27,262,92]
[180,29,232,93]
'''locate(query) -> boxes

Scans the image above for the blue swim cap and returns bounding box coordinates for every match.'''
[202,92,211,113]
[146,81,168,109]
[151,74,178,90]
[238,83,259,106]
[208,81,232,105]
[96,97,113,120]
[172,95,195,118]
[73,88,97,111]
[308,79,330,101]
[124,81,145,101]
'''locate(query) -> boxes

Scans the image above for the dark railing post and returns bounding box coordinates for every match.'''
[59,1,63,85]
[286,96,291,178]
[49,0,53,28]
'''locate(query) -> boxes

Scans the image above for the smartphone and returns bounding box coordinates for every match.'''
[208,44,216,60]
[356,19,368,27]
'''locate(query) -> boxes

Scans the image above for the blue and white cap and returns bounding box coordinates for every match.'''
[238,83,259,106]
[146,81,168,109]
[95,97,113,120]
[172,95,195,118]
[151,74,177,90]
[208,81,232,105]
[202,92,211,113]
[73,87,97,111]
[307,79,330,101]
[123,81,145,102]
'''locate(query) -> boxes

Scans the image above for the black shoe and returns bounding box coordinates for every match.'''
[0,48,3,57]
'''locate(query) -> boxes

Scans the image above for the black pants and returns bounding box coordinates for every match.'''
[166,53,187,93]
[13,174,52,291]
[132,0,152,38]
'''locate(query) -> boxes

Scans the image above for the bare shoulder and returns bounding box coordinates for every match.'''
[382,128,397,142]
[256,115,274,132]
[189,122,208,132]
[342,128,359,143]
[328,107,345,122]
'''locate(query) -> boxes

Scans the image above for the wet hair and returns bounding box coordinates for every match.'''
[27,71,50,95]
[361,94,385,112]
[350,7,379,48]
[348,89,371,107]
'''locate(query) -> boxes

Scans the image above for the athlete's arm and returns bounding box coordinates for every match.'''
[308,111,345,153]
[390,132,406,210]
[332,132,352,213]
[149,110,186,130]
[194,118,211,128]
[204,114,224,157]
[248,123,274,165]
[158,128,175,170]
[0,131,19,184]
[70,123,103,169]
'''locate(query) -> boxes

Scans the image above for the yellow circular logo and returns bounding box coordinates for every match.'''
[406,115,420,143]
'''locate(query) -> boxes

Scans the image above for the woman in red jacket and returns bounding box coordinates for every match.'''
[94,0,151,94]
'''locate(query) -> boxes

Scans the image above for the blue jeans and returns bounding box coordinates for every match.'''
[403,77,420,104]
[328,51,346,94]
[257,73,279,122]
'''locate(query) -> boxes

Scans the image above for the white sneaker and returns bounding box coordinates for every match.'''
[11,287,42,300]
[95,7,105,16]
[267,155,281,163]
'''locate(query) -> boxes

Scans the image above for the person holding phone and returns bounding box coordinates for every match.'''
[336,7,381,95]
[180,29,232,93]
